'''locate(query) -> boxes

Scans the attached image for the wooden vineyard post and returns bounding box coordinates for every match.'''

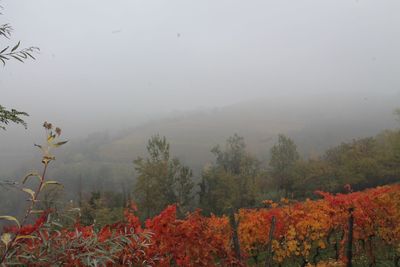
[265,216,276,267]
[346,207,354,267]
[229,209,242,262]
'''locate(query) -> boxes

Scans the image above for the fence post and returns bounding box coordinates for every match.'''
[346,207,354,267]
[265,216,276,267]
[229,209,241,262]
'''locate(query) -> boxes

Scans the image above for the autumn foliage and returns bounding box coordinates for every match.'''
[1,184,400,266]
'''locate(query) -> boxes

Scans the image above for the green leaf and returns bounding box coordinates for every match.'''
[11,41,20,52]
[19,52,27,59]
[51,221,63,228]
[26,52,36,60]
[11,55,23,62]
[22,188,35,199]
[0,46,8,54]
[0,215,20,228]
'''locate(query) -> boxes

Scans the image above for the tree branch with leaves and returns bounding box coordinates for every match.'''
[0,3,39,66]
[0,105,28,130]
[0,2,39,130]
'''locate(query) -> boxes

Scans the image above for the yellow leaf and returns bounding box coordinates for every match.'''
[22,172,42,184]
[1,233,12,246]
[0,216,20,228]
[30,210,44,214]
[15,235,36,241]
[41,180,63,190]
[22,188,35,199]
[67,208,81,212]
[51,140,68,147]
[47,134,55,142]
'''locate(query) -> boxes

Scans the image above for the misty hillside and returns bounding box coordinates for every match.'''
[4,92,398,199]
[1,91,398,208]
[94,92,399,170]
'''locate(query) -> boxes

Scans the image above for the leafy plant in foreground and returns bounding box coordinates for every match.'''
[0,123,156,266]
[0,122,67,263]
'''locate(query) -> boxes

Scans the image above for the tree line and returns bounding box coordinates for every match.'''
[76,120,400,224]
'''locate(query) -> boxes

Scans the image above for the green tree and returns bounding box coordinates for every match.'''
[133,135,194,218]
[0,3,38,130]
[199,134,260,215]
[78,191,125,228]
[176,165,194,212]
[324,137,380,189]
[269,134,300,197]
[291,159,337,198]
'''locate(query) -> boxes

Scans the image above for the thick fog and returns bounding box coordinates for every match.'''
[2,0,399,130]
[1,0,400,173]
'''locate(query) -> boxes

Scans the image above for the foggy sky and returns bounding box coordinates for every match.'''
[1,0,400,136]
